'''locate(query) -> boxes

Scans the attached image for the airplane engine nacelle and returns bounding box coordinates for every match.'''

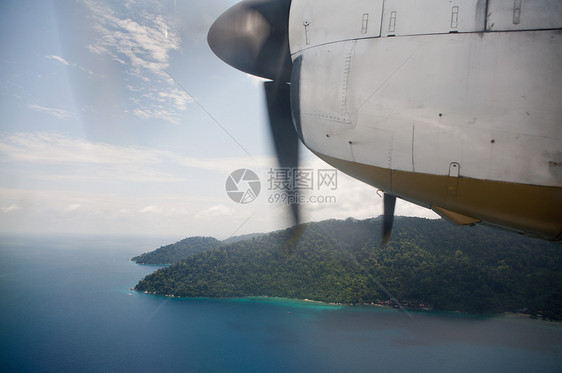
[289,0,562,240]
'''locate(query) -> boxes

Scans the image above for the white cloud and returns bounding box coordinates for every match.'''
[131,107,180,124]
[83,0,189,123]
[0,130,439,236]
[47,55,70,66]
[65,203,81,211]
[1,204,20,213]
[157,88,193,111]
[195,204,234,219]
[138,205,162,213]
[0,186,209,235]
[0,132,262,177]
[46,55,95,76]
[28,104,74,120]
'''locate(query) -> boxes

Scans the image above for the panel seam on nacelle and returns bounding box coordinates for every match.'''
[290,28,562,57]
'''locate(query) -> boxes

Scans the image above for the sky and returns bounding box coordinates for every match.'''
[0,0,438,240]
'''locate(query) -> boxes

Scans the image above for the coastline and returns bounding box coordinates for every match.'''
[137,289,562,322]
[134,290,561,322]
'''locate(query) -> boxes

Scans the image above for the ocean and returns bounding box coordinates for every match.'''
[1,234,561,372]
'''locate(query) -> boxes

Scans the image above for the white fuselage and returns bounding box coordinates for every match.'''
[288,0,562,239]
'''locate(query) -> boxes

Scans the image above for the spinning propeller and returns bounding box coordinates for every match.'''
[208,0,396,244]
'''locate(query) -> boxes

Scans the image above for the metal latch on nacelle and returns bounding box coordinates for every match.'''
[448,162,460,197]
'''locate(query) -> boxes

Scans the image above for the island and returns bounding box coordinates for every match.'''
[134,217,562,320]
[131,236,221,265]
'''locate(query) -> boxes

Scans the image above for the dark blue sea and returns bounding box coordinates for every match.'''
[1,234,561,372]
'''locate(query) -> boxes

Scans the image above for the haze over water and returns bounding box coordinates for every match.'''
[1,235,561,372]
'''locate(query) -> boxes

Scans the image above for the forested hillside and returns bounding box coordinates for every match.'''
[222,232,265,244]
[134,217,562,319]
[131,236,221,265]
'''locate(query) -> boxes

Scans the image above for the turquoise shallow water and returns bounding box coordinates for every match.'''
[1,234,561,372]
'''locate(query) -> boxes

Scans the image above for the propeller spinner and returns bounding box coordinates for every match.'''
[207,0,292,82]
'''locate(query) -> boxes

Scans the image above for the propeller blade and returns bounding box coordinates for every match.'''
[264,80,300,226]
[382,193,396,245]
[209,0,301,249]
[207,0,292,82]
